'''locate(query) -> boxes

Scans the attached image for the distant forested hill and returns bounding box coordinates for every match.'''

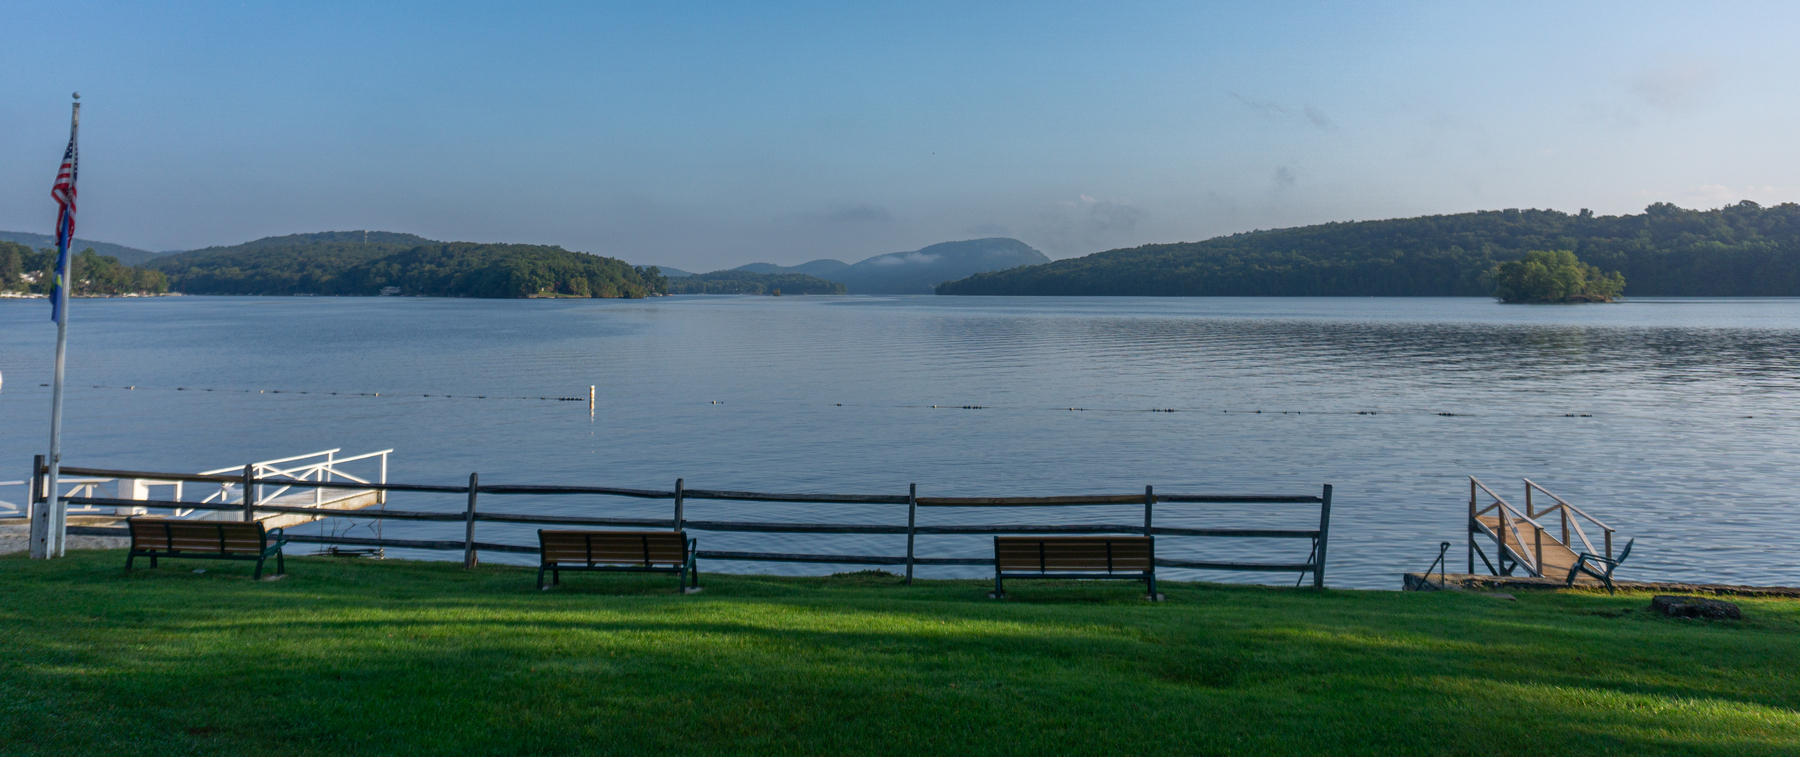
[668,270,845,295]
[148,232,665,298]
[738,238,1049,294]
[938,202,1800,297]
[0,231,161,266]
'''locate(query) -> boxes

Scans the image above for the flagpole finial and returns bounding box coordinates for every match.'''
[71,92,79,100]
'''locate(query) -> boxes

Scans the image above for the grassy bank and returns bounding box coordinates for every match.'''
[3,551,1797,756]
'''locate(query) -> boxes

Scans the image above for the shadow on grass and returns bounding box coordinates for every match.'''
[3,550,1798,756]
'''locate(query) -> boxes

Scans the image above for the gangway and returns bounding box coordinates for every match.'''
[1,449,391,530]
[1468,477,1617,584]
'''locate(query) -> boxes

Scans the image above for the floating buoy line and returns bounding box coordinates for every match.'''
[29,383,1752,419]
[39,384,586,402]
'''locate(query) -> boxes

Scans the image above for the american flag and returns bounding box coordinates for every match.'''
[50,132,77,323]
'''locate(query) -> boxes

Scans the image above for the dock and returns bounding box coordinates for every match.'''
[1460,477,1617,586]
[1,449,392,554]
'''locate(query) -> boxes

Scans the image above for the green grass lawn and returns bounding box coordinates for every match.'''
[3,551,1797,756]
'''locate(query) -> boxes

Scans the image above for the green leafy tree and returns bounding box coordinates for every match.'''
[0,241,24,292]
[1490,250,1624,303]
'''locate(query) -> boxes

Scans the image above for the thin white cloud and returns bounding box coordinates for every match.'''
[1631,59,1718,113]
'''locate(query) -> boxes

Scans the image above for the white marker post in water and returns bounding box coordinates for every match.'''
[33,94,80,559]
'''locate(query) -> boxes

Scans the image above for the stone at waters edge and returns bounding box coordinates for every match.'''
[1650,595,1742,620]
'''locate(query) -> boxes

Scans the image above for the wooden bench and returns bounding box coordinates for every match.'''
[125,517,287,581]
[992,536,1160,600]
[537,530,699,592]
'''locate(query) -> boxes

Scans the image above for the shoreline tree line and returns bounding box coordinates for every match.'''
[141,232,667,298]
[0,241,169,296]
[937,201,1795,298]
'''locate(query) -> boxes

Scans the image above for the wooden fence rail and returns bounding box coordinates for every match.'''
[36,462,1333,587]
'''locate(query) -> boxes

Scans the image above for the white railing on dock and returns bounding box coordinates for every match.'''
[2,449,390,520]
[196,449,392,514]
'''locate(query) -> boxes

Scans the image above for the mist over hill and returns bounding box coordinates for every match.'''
[667,270,845,295]
[938,202,1800,297]
[737,238,1048,294]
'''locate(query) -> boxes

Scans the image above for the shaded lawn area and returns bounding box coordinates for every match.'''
[2,551,1797,756]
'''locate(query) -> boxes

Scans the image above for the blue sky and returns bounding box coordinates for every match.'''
[2,1,1795,270]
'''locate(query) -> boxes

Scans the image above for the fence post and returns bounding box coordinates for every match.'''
[1144,485,1154,537]
[28,455,46,559]
[242,465,256,522]
[463,472,479,569]
[674,478,684,531]
[1313,484,1332,589]
[906,483,917,585]
[1467,478,1476,574]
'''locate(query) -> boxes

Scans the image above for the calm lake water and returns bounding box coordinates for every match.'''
[3,295,1798,589]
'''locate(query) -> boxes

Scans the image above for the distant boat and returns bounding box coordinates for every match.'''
[379,287,400,296]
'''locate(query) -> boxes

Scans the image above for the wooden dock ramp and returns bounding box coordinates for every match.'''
[1467,477,1618,585]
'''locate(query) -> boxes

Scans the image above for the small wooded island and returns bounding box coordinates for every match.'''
[1490,250,1624,303]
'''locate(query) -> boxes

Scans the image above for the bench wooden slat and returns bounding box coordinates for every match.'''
[539,530,688,566]
[123,517,286,580]
[991,536,1159,600]
[128,519,273,555]
[994,536,1153,572]
[535,530,698,592]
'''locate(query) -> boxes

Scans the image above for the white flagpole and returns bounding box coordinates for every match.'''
[34,95,79,559]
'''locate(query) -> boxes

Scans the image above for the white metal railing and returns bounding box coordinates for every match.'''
[0,477,140,517]
[196,449,392,514]
[4,449,391,520]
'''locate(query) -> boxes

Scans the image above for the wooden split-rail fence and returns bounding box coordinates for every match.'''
[32,460,1334,587]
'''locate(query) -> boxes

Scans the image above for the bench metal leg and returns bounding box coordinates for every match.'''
[253,557,264,582]
[990,573,1005,599]
[1147,571,1161,601]
[276,551,285,576]
[125,551,137,571]
[537,566,549,590]
[553,568,561,587]
[150,555,158,569]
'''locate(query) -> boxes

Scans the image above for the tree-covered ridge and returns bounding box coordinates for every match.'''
[1492,250,1624,303]
[147,233,665,298]
[0,241,168,296]
[668,270,846,295]
[938,202,1800,297]
[0,231,162,266]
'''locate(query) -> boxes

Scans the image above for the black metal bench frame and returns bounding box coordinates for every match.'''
[537,530,699,592]
[1565,537,1635,595]
[992,536,1159,600]
[124,518,288,581]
